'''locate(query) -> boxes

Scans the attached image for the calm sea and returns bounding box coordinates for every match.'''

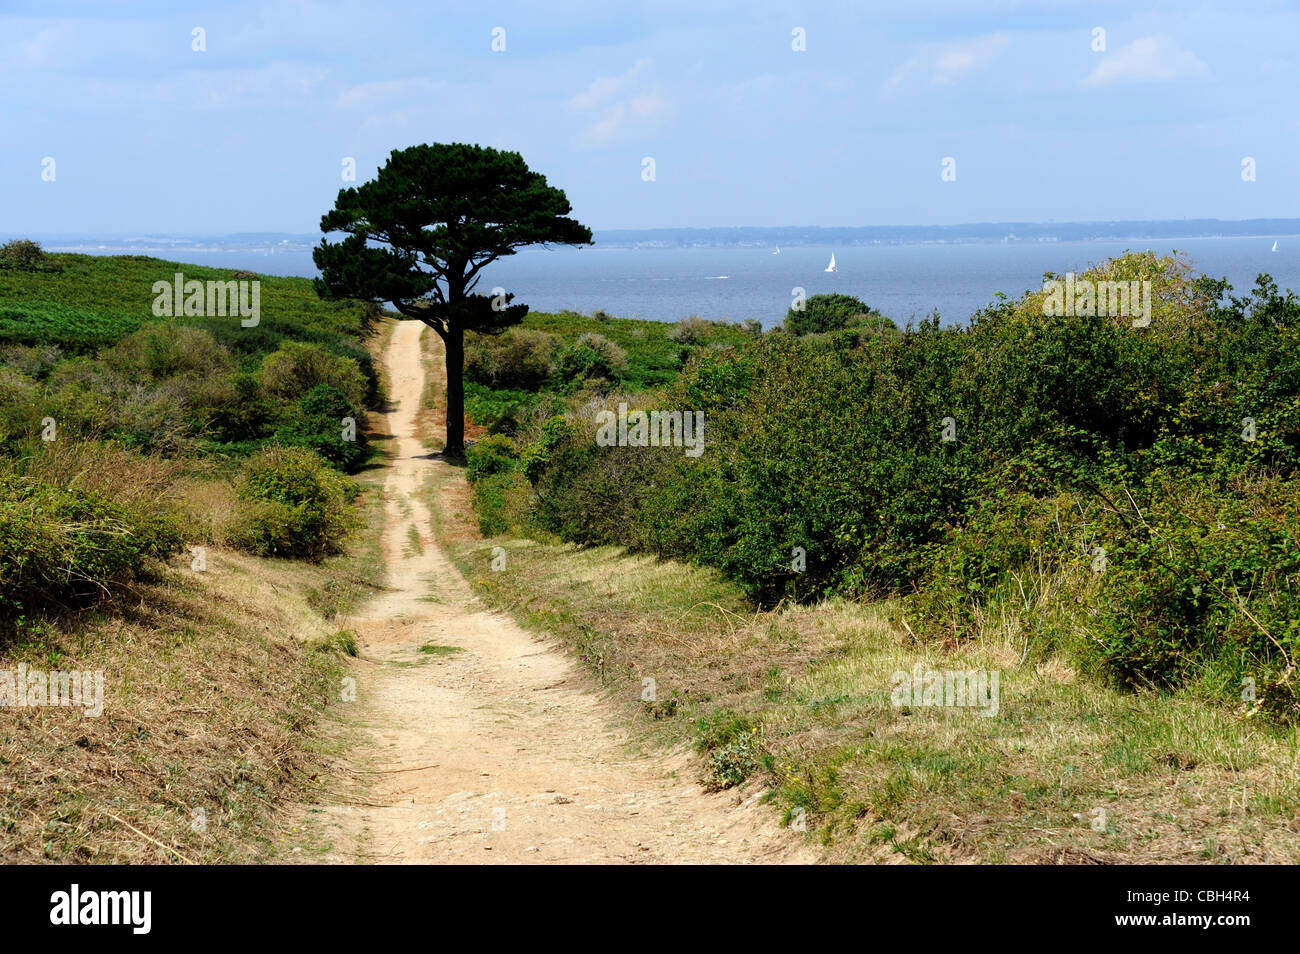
[95,235,1300,329]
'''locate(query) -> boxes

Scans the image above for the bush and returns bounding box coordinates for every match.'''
[521,415,575,484]
[464,328,559,390]
[0,367,42,447]
[257,340,368,408]
[0,343,62,379]
[0,239,48,271]
[104,324,233,383]
[1092,479,1300,707]
[0,474,182,618]
[667,316,715,345]
[696,709,764,791]
[463,381,539,433]
[555,333,627,389]
[469,469,533,536]
[466,434,518,483]
[476,253,1300,711]
[227,447,358,559]
[273,384,368,471]
[784,293,885,336]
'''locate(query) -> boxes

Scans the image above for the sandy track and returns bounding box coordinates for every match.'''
[309,319,811,864]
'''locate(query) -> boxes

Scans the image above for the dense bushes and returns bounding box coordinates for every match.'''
[258,339,368,409]
[480,253,1300,712]
[555,333,628,390]
[0,264,379,470]
[466,433,518,483]
[273,384,368,470]
[0,253,378,625]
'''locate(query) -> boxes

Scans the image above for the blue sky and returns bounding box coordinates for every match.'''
[2,0,1297,234]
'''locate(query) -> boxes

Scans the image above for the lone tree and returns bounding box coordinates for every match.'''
[313,143,591,455]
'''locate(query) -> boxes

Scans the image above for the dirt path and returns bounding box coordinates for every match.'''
[309,319,811,864]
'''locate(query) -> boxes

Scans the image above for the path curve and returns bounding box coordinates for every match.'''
[310,319,811,864]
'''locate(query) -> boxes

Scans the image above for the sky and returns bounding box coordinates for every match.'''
[1,0,1298,235]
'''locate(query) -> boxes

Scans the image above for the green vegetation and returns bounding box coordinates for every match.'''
[437,472,1300,863]
[0,247,378,629]
[418,643,463,656]
[0,468,182,617]
[227,446,361,560]
[461,309,753,434]
[784,292,895,336]
[0,239,53,272]
[464,252,1300,723]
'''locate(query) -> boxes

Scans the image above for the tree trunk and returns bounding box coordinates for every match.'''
[443,323,465,456]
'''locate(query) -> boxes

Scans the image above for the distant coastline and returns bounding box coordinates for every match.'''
[13,217,1300,255]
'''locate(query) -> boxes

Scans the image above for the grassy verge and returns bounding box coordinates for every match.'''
[0,534,383,863]
[0,307,395,865]
[429,500,1300,863]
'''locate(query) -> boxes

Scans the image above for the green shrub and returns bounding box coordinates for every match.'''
[696,709,764,791]
[667,315,715,345]
[273,384,368,471]
[784,293,886,336]
[555,333,627,389]
[480,254,1300,711]
[228,446,359,559]
[463,381,539,432]
[104,324,234,383]
[521,415,575,484]
[257,340,368,408]
[465,327,559,390]
[466,434,518,483]
[469,469,533,536]
[1092,479,1300,708]
[0,367,42,446]
[0,475,182,617]
[0,240,48,271]
[0,343,62,379]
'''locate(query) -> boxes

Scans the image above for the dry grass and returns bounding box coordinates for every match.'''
[0,544,378,863]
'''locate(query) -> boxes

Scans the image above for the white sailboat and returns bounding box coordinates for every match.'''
[824,252,837,273]
[773,245,781,254]
[1272,240,1279,252]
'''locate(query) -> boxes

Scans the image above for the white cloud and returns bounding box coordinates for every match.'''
[883,33,1010,93]
[569,58,652,112]
[570,59,671,147]
[337,77,443,109]
[575,89,671,146]
[1080,36,1211,87]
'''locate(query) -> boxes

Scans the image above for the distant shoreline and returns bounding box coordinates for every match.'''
[12,218,1300,255]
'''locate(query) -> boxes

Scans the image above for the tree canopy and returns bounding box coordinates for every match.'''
[313,142,592,453]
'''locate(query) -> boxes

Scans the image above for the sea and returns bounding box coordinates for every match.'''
[60,235,1300,329]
